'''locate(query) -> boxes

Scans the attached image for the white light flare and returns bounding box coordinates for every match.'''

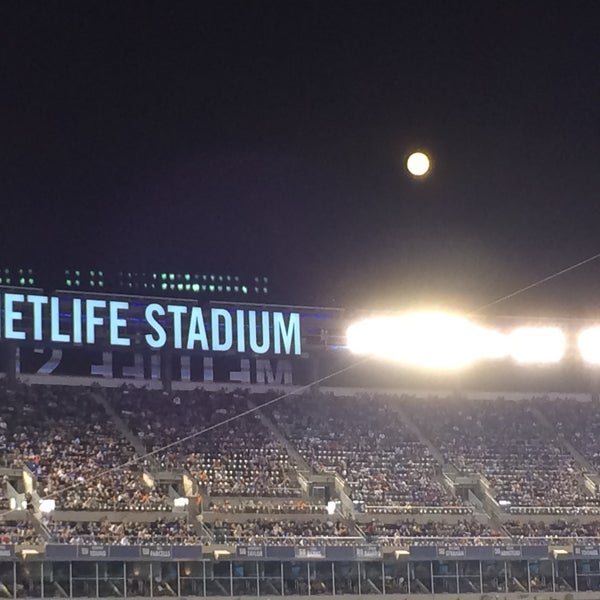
[347,314,573,368]
[346,312,502,369]
[478,328,510,360]
[578,327,600,364]
[508,327,565,364]
[39,498,56,514]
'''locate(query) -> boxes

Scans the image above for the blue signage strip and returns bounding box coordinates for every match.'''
[355,545,383,560]
[493,545,523,559]
[465,546,493,560]
[521,545,549,559]
[436,546,467,559]
[236,545,382,561]
[295,546,326,560]
[408,545,548,561]
[265,546,295,560]
[573,545,600,558]
[42,543,551,563]
[0,544,15,560]
[237,545,265,559]
[409,546,438,560]
[77,545,109,559]
[109,546,142,559]
[325,546,355,561]
[46,544,78,560]
[46,545,202,561]
[172,545,202,560]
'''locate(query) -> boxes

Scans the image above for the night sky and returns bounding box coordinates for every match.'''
[1,2,599,315]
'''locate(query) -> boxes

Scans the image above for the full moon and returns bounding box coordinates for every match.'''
[406,151,431,177]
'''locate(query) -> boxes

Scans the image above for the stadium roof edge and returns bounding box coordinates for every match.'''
[212,300,345,312]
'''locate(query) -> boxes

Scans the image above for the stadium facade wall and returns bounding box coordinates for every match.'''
[0,555,597,598]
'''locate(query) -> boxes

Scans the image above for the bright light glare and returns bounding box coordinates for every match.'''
[406,152,431,176]
[508,327,565,364]
[477,329,509,359]
[346,315,572,368]
[347,312,496,369]
[579,327,600,364]
[39,498,56,514]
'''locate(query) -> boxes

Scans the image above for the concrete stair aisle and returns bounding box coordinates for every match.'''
[530,404,597,474]
[92,392,149,458]
[529,404,600,500]
[91,392,175,496]
[246,397,313,474]
[388,400,457,474]
[387,398,510,531]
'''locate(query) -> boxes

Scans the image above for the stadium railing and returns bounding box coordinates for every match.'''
[507,506,600,515]
[215,535,365,546]
[49,533,203,545]
[362,505,473,515]
[371,535,509,546]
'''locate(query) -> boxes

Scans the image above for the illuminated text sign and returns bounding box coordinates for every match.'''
[0,293,301,355]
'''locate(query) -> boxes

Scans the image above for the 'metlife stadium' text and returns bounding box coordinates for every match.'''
[0,293,301,355]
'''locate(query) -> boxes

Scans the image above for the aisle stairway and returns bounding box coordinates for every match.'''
[92,392,148,458]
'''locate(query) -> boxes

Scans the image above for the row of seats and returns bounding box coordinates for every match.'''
[5,516,600,546]
[1,382,171,511]
[45,518,200,545]
[268,393,455,506]
[405,397,594,508]
[5,383,600,546]
[109,387,298,497]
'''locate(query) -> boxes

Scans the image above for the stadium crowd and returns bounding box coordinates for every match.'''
[45,518,201,545]
[504,519,600,542]
[209,518,355,544]
[0,484,10,511]
[108,387,299,497]
[268,393,458,507]
[0,383,170,511]
[360,519,500,544]
[0,520,43,544]
[5,382,600,546]
[541,397,600,472]
[405,397,594,509]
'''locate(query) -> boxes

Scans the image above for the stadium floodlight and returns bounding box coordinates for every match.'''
[477,329,509,359]
[39,498,56,514]
[508,327,565,364]
[346,312,501,369]
[578,327,600,364]
[326,500,339,515]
